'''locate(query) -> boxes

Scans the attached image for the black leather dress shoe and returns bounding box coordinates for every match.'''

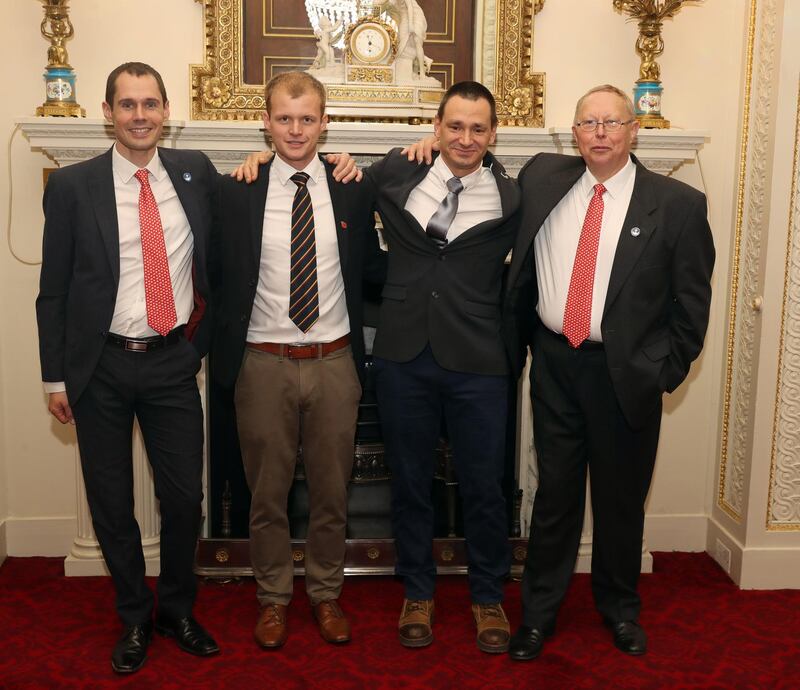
[111,621,153,674]
[508,625,549,661]
[155,615,220,656]
[606,620,647,655]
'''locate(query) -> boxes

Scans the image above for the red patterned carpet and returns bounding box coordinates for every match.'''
[0,552,798,689]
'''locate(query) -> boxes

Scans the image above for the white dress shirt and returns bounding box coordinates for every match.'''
[109,145,194,337]
[405,155,502,241]
[534,157,636,342]
[246,155,349,344]
[44,145,194,394]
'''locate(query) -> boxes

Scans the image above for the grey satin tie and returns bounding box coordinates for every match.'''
[426,176,464,246]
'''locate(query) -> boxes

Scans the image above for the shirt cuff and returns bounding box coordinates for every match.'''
[43,381,66,394]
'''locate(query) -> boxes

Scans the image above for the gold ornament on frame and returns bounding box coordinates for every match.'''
[613,0,703,129]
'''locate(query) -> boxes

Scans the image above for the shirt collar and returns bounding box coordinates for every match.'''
[432,155,486,192]
[112,145,166,183]
[579,155,635,201]
[273,153,324,187]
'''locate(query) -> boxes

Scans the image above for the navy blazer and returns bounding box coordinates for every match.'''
[36,146,218,404]
[210,155,385,389]
[364,149,521,376]
[504,153,715,428]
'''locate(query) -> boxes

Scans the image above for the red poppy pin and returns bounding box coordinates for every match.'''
[340,221,348,230]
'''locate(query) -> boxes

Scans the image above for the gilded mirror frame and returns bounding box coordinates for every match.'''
[190,0,545,126]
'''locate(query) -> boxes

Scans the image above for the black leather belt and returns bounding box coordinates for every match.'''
[547,329,605,351]
[106,326,185,352]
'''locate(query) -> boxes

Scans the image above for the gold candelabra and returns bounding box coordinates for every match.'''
[36,0,85,117]
[613,0,703,128]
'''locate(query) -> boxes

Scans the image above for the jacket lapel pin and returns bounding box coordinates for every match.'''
[630,226,641,237]
[182,172,192,182]
[340,221,347,230]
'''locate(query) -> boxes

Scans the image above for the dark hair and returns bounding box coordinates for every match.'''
[105,62,168,106]
[436,81,498,127]
[264,71,326,115]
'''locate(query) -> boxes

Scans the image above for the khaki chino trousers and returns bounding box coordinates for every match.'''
[235,344,361,606]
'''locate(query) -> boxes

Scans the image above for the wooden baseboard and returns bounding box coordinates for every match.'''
[195,537,529,578]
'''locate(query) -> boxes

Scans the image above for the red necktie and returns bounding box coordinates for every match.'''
[135,169,177,336]
[562,183,606,348]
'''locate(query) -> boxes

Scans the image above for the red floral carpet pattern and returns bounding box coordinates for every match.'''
[0,552,798,689]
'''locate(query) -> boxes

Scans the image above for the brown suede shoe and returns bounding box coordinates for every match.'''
[254,603,288,649]
[471,603,510,653]
[312,600,351,644]
[398,599,434,648]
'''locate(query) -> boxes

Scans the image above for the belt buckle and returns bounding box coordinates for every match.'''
[125,340,148,352]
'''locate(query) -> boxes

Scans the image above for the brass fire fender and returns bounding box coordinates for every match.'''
[190,0,545,126]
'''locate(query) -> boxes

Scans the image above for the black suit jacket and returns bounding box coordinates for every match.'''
[210,156,385,389]
[505,153,715,428]
[365,149,521,376]
[36,146,218,405]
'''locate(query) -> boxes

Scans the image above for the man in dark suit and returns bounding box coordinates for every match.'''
[366,82,520,653]
[36,62,219,673]
[505,84,715,660]
[212,71,384,650]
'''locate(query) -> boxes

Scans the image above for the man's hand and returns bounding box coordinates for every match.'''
[48,391,74,425]
[325,153,362,183]
[231,150,273,183]
[230,150,362,183]
[402,136,439,165]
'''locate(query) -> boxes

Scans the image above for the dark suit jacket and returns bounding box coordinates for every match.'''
[365,149,521,376]
[210,156,385,389]
[36,146,218,405]
[504,153,715,429]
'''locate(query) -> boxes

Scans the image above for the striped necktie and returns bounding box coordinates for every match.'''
[288,172,319,333]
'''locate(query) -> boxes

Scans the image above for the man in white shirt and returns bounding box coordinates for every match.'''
[37,62,220,674]
[504,84,715,660]
[211,71,385,650]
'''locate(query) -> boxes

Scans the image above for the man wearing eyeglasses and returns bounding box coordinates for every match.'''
[504,84,715,660]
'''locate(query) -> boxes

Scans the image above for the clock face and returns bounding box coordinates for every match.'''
[351,23,391,64]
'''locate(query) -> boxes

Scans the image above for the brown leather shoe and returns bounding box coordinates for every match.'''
[472,603,510,653]
[398,599,434,648]
[312,600,351,644]
[254,603,288,649]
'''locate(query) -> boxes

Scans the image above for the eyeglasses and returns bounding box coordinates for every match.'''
[574,119,634,132]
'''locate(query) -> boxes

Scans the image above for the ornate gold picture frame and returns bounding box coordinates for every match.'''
[190,0,545,126]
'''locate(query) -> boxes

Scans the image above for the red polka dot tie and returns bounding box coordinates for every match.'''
[135,169,177,336]
[562,183,606,348]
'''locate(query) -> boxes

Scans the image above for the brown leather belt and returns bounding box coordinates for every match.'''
[247,333,350,359]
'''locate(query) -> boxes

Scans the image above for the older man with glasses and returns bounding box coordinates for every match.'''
[503,84,715,660]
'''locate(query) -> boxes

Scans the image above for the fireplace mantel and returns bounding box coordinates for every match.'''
[19,117,706,176]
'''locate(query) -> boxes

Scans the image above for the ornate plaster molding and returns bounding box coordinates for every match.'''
[719,0,777,521]
[768,77,800,530]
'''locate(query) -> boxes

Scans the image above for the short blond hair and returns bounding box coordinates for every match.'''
[264,71,326,115]
[573,84,635,123]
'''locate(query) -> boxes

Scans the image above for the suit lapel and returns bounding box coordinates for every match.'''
[89,148,120,284]
[603,161,658,315]
[248,161,272,276]
[161,150,206,270]
[323,159,350,275]
[507,161,584,290]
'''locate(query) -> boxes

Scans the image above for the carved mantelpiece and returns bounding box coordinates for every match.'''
[18,118,706,176]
